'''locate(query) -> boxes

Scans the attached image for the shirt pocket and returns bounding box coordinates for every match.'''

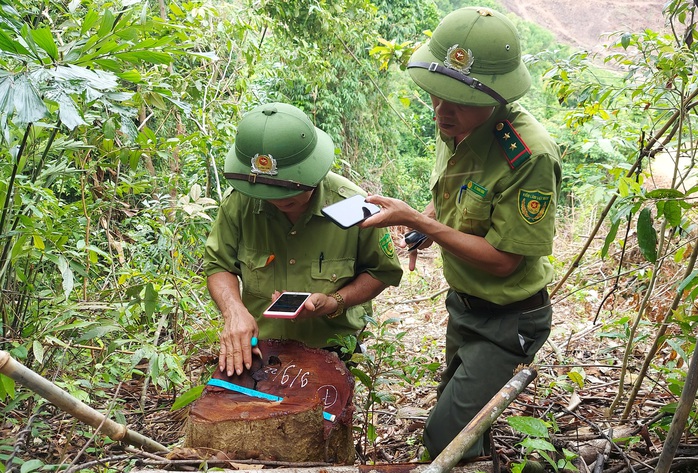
[238,247,275,298]
[310,257,355,294]
[457,191,492,236]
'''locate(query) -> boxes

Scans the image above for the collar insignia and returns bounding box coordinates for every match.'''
[444,44,474,75]
[250,154,278,175]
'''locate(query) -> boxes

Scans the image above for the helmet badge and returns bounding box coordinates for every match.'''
[444,44,474,75]
[251,154,278,175]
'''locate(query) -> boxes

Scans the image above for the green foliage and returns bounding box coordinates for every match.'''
[257,0,435,208]
[508,416,579,473]
[0,0,231,409]
[5,0,698,466]
[330,315,439,463]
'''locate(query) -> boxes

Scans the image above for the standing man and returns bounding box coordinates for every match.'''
[204,102,403,377]
[362,7,561,460]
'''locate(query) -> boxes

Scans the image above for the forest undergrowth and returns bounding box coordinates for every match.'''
[6,213,693,473]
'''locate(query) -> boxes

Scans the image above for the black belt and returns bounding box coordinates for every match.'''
[457,288,548,312]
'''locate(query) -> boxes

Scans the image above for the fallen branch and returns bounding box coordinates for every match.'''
[415,367,538,473]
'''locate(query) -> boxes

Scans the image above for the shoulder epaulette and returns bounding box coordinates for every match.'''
[493,120,531,169]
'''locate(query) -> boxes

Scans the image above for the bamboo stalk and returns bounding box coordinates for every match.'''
[415,367,538,473]
[0,350,169,453]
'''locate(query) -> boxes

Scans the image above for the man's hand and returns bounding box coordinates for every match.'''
[361,197,436,271]
[208,272,263,377]
[219,307,262,377]
[293,291,339,319]
[403,230,434,271]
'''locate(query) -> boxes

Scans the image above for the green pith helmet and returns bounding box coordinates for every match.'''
[224,102,335,200]
[407,7,531,106]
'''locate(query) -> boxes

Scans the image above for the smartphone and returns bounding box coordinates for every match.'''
[322,195,380,229]
[263,292,312,318]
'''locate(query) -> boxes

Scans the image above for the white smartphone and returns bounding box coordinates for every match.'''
[262,292,312,318]
[322,195,380,229]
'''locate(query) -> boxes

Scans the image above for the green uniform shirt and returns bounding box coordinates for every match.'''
[430,102,561,305]
[204,172,403,348]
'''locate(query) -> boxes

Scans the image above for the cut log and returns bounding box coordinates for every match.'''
[185,339,355,464]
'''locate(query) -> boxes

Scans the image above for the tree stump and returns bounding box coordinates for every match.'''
[185,339,355,464]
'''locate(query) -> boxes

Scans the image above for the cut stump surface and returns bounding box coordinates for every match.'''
[185,339,355,463]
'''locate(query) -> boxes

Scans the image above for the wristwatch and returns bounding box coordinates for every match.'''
[326,292,345,319]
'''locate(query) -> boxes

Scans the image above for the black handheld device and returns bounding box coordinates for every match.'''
[404,230,428,251]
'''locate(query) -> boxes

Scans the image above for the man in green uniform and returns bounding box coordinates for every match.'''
[205,102,403,377]
[361,7,561,460]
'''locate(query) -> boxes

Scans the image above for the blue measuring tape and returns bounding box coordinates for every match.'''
[207,378,336,422]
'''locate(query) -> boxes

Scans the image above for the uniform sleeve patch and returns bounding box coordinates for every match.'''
[379,233,396,258]
[518,189,552,224]
[494,120,532,169]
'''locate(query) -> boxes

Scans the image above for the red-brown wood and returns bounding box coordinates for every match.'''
[185,339,355,464]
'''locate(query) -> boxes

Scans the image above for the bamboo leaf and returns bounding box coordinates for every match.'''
[171,385,205,410]
[116,69,142,83]
[601,219,620,259]
[32,234,45,250]
[93,58,122,72]
[31,27,58,61]
[0,29,31,56]
[11,234,29,261]
[20,24,42,61]
[678,269,698,293]
[81,9,101,35]
[97,9,115,38]
[76,323,120,342]
[637,207,658,263]
[116,50,172,65]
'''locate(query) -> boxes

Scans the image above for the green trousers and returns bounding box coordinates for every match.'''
[423,289,552,459]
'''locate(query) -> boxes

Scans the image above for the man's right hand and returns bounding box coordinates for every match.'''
[219,309,262,377]
[207,271,263,377]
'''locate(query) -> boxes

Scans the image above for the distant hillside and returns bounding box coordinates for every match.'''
[500,0,668,54]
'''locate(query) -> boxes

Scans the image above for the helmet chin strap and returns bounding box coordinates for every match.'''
[407,61,508,105]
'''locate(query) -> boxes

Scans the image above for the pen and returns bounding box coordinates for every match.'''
[458,185,468,203]
[319,252,324,273]
[265,254,275,266]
